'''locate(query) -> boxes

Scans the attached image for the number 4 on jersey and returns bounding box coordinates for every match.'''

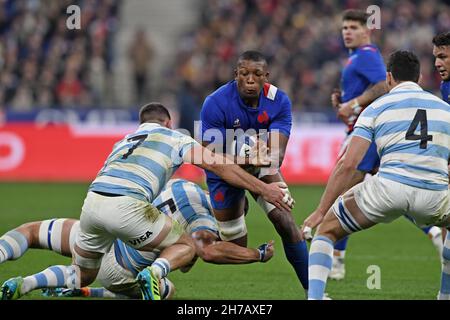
[405,109,433,149]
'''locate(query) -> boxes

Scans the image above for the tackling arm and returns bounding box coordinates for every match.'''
[183,145,292,212]
[191,230,274,264]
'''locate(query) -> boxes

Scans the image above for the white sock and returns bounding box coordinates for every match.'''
[151,258,170,280]
[21,265,80,294]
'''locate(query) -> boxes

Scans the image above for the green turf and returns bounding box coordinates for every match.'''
[0,183,442,300]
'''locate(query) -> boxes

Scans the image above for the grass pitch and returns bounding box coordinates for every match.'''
[0,182,442,300]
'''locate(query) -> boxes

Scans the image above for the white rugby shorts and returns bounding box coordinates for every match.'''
[347,175,450,227]
[76,191,184,254]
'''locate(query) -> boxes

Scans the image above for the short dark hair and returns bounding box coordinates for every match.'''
[342,9,369,26]
[139,102,171,124]
[237,50,267,65]
[386,50,420,83]
[432,32,450,47]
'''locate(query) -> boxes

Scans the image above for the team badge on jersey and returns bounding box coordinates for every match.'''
[214,190,225,203]
[257,111,270,124]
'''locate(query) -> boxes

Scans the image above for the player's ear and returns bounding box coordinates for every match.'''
[418,73,423,85]
[234,68,238,79]
[165,119,173,129]
[386,72,392,87]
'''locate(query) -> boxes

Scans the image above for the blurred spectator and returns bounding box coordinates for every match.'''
[169,0,450,113]
[56,68,84,107]
[128,28,155,105]
[0,0,120,110]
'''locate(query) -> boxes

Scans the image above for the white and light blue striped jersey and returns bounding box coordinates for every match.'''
[112,179,218,275]
[152,179,218,235]
[89,123,200,202]
[353,81,450,191]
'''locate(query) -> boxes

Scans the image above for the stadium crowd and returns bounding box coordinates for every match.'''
[170,0,450,114]
[0,0,120,111]
[0,0,449,115]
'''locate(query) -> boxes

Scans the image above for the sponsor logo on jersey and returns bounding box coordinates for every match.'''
[128,230,153,246]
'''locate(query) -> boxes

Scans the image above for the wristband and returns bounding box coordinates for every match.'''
[351,99,362,115]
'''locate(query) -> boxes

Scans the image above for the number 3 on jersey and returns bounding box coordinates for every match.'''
[405,109,433,149]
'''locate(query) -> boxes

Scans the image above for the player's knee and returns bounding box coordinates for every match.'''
[78,266,99,288]
[315,220,341,243]
[217,215,247,242]
[14,222,38,247]
[37,218,69,253]
[73,245,103,269]
[267,209,299,241]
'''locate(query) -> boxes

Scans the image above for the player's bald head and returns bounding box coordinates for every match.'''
[139,102,171,124]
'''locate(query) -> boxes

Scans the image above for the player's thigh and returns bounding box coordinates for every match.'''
[250,170,281,206]
[323,189,376,240]
[413,188,450,227]
[28,218,79,257]
[206,178,246,221]
[97,250,141,298]
[349,175,405,225]
[128,206,186,252]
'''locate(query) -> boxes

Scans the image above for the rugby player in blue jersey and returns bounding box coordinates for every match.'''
[0,103,291,300]
[328,10,443,280]
[432,31,450,300]
[200,50,308,295]
[433,32,450,104]
[0,179,275,299]
[304,50,450,300]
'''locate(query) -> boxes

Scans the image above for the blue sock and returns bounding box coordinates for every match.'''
[0,230,28,263]
[439,232,450,300]
[308,235,334,300]
[283,240,309,290]
[334,235,349,251]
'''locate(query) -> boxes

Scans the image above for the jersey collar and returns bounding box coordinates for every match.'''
[390,81,423,93]
[138,122,162,131]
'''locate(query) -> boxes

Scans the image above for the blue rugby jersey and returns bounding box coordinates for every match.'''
[441,80,450,103]
[341,44,386,132]
[200,80,292,180]
[353,82,450,191]
[89,123,199,203]
[112,179,219,275]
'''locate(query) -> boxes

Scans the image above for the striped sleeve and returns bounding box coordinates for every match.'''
[353,106,375,142]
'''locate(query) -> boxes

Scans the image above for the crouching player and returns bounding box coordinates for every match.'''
[0,179,274,299]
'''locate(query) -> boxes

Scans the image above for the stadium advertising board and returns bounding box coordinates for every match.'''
[0,123,345,184]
